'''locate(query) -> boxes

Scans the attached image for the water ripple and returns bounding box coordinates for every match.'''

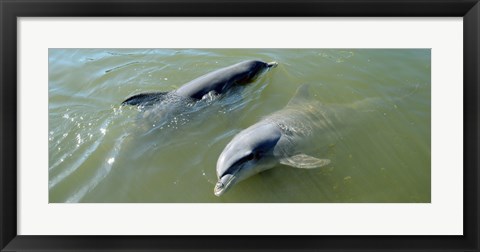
[65,132,128,203]
[48,118,111,190]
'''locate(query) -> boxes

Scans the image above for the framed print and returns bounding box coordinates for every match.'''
[1,0,479,251]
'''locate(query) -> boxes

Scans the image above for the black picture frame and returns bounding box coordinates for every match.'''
[1,0,479,251]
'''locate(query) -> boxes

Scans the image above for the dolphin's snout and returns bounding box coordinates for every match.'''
[214,182,225,197]
[267,61,278,68]
[214,174,237,197]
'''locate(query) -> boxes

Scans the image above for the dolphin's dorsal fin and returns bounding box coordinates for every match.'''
[279,154,330,169]
[121,91,169,107]
[286,84,311,107]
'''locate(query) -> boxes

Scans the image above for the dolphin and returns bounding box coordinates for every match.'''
[214,84,332,196]
[122,60,278,107]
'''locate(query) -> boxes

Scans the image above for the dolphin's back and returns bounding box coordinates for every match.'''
[259,85,327,156]
[122,60,274,107]
[175,60,267,99]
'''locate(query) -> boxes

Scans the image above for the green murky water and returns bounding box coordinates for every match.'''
[48,49,430,203]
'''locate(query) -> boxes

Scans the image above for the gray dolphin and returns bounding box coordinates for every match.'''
[122,60,278,106]
[215,84,332,196]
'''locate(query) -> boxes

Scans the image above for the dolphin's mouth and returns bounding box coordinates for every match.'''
[214,174,237,197]
[214,182,226,197]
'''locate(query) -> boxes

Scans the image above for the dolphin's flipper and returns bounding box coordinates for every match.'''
[122,91,169,107]
[279,154,330,169]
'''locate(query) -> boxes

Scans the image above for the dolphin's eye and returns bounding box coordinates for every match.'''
[246,152,262,161]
